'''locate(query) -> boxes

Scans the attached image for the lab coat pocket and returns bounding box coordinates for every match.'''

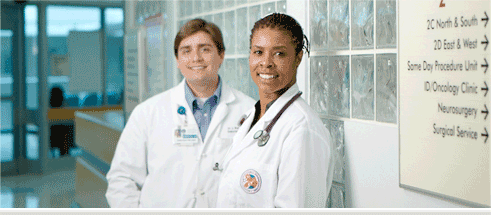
[236,162,277,207]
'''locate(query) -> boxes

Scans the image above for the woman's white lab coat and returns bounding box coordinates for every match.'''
[216,84,334,208]
[105,80,255,208]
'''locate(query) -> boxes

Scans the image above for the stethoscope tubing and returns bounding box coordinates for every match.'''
[254,91,303,147]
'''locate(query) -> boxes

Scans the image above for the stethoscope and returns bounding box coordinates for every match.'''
[212,91,302,172]
[253,91,303,147]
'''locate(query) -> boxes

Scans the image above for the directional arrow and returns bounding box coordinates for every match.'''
[482,81,488,97]
[482,104,489,120]
[483,11,489,28]
[482,127,488,144]
[482,58,488,73]
[482,35,488,51]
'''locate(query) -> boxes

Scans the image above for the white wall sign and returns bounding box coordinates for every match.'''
[145,13,165,100]
[124,27,146,122]
[399,0,490,207]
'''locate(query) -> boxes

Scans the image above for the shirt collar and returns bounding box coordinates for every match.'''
[184,76,222,109]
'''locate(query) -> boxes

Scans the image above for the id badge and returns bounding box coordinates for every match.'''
[173,125,199,146]
[227,126,239,134]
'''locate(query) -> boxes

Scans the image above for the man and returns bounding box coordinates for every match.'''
[106,19,255,208]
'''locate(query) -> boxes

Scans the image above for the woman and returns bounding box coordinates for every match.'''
[216,13,334,208]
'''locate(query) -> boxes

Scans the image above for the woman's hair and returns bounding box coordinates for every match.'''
[250,13,310,57]
[174,19,225,57]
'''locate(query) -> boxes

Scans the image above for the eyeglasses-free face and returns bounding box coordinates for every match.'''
[249,28,303,97]
[177,31,224,86]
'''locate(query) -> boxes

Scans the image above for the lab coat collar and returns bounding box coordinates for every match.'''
[205,81,236,142]
[171,79,237,144]
[224,84,300,166]
[256,84,300,125]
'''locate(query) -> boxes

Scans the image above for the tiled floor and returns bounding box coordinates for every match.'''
[1,163,76,208]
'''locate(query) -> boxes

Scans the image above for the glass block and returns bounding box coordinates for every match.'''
[225,0,235,8]
[322,119,345,184]
[237,58,249,93]
[249,5,262,31]
[309,0,328,50]
[236,7,249,55]
[262,2,275,16]
[213,13,224,30]
[203,0,213,12]
[376,54,397,123]
[376,0,396,48]
[329,0,349,50]
[310,56,329,115]
[237,58,259,100]
[352,0,374,49]
[1,133,13,162]
[220,59,236,87]
[277,0,287,13]
[194,0,202,15]
[178,20,186,31]
[329,184,345,208]
[328,56,350,118]
[178,1,186,18]
[351,55,374,120]
[224,11,236,55]
[203,15,213,23]
[214,0,224,10]
[27,133,39,160]
[1,100,13,131]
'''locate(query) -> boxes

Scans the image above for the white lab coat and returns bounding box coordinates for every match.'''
[216,84,334,208]
[106,80,255,208]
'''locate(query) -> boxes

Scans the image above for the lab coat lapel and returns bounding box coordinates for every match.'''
[171,80,203,143]
[224,84,301,163]
[203,83,235,144]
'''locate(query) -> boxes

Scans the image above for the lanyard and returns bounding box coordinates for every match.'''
[253,91,303,147]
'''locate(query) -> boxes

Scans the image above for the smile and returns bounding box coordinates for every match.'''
[188,66,207,70]
[259,74,278,79]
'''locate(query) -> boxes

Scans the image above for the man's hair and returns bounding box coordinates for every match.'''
[250,13,310,56]
[174,19,225,57]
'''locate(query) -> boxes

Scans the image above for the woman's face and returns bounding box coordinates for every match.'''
[177,31,224,84]
[249,28,303,95]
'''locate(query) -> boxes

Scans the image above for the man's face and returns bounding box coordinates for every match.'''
[176,31,224,84]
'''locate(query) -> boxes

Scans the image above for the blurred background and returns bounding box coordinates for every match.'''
[0,0,474,209]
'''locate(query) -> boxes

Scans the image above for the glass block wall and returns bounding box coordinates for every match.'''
[130,0,398,208]
[309,0,397,208]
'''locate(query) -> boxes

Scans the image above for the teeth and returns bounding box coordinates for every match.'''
[190,66,205,70]
[259,74,275,79]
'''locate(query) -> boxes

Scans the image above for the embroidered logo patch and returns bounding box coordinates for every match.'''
[240,169,261,194]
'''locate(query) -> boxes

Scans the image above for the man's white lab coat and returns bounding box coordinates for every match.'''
[106,80,255,207]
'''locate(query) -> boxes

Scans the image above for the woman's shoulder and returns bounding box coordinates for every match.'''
[281,98,327,132]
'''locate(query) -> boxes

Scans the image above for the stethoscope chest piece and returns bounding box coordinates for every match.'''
[254,130,270,147]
